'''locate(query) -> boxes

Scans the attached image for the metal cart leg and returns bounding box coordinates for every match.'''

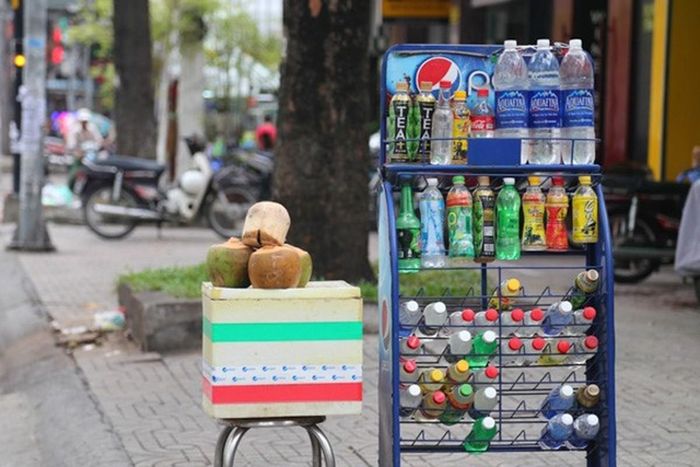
[307,428,322,467]
[308,424,336,467]
[221,426,248,467]
[214,426,234,467]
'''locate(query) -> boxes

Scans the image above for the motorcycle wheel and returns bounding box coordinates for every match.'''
[83,185,139,239]
[206,187,255,239]
[610,212,658,284]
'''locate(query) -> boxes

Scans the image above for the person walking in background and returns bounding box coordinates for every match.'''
[255,115,277,151]
[676,146,700,184]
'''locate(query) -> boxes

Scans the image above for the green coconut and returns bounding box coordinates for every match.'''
[206,237,253,288]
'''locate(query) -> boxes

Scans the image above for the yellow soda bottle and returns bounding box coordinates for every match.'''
[572,176,598,243]
[451,90,469,164]
[488,278,521,310]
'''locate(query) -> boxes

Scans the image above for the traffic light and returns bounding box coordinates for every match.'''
[50,24,64,65]
[13,53,25,68]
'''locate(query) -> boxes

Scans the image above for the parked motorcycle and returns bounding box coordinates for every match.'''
[73,137,257,239]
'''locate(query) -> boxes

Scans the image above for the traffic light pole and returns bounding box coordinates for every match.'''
[11,0,22,194]
[8,0,53,251]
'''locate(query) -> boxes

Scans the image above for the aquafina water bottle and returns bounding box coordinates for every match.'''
[493,40,529,163]
[528,39,561,164]
[419,178,446,268]
[560,39,595,164]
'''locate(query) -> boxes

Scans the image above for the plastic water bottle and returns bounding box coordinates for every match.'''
[538,339,572,366]
[463,416,498,453]
[519,307,545,337]
[496,178,521,260]
[473,308,499,333]
[446,359,471,385]
[448,308,476,328]
[501,308,525,335]
[528,39,561,164]
[560,39,595,164]
[540,384,575,418]
[399,359,419,386]
[399,300,421,328]
[568,335,599,365]
[520,336,547,365]
[539,413,574,449]
[467,330,498,369]
[445,330,472,363]
[469,89,494,138]
[566,306,596,335]
[567,414,600,449]
[471,364,499,388]
[400,335,422,356]
[493,39,529,163]
[541,301,573,336]
[419,178,446,268]
[399,384,422,417]
[431,80,453,165]
[500,336,523,365]
[468,387,498,419]
[419,301,447,335]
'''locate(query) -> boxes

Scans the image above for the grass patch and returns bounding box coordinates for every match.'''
[118,263,207,299]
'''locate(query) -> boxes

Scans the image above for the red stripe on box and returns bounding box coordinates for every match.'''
[202,377,363,404]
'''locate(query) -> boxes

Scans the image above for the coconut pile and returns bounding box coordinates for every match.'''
[206,202,312,289]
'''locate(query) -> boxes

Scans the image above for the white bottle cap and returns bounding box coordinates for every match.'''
[559,301,573,313]
[503,177,515,185]
[504,40,517,49]
[483,387,497,400]
[569,39,583,49]
[482,416,496,429]
[407,384,422,397]
[560,385,574,398]
[454,330,472,343]
[405,300,419,312]
[537,39,550,49]
[586,414,599,426]
[482,330,497,343]
[434,302,446,313]
[427,178,439,186]
[561,413,574,425]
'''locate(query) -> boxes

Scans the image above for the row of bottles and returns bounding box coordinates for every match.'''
[397,176,599,271]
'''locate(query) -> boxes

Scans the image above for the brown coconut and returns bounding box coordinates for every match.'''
[241,202,291,248]
[248,245,302,289]
[206,237,253,288]
[284,244,313,287]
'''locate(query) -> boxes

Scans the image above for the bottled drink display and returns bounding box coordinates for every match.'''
[472,176,496,263]
[567,414,600,449]
[399,384,422,417]
[467,330,498,368]
[528,39,561,164]
[451,90,469,164]
[419,178,447,268]
[415,81,436,161]
[522,176,547,251]
[496,178,521,260]
[542,301,574,336]
[399,300,421,327]
[488,278,521,310]
[470,88,495,138]
[463,416,498,453]
[572,176,598,243]
[560,39,596,164]
[396,182,421,272]
[445,330,473,363]
[389,81,412,162]
[468,386,498,419]
[419,301,447,335]
[447,176,475,264]
[545,176,570,251]
[493,39,529,163]
[431,80,453,165]
[539,413,574,450]
[566,269,600,309]
[576,384,601,410]
[540,384,575,419]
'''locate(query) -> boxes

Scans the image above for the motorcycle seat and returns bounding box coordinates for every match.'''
[93,155,166,176]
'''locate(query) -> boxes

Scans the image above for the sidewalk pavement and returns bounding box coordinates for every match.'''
[1,222,699,466]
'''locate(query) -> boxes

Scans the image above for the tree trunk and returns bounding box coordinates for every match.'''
[274,0,373,282]
[112,0,156,158]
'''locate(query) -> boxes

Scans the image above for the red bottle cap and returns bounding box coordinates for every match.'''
[461,308,476,322]
[584,336,599,350]
[530,308,544,321]
[532,337,546,351]
[439,80,451,88]
[485,309,499,322]
[477,88,489,97]
[484,366,499,379]
[508,337,523,351]
[552,176,565,186]
[402,360,417,374]
[557,340,572,354]
[432,391,446,404]
[582,307,596,320]
[407,335,421,350]
[510,308,525,322]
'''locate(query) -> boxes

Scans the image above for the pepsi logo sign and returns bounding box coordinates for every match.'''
[415,56,461,97]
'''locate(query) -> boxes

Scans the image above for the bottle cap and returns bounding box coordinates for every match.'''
[405,300,419,312]
[402,360,417,374]
[477,176,490,186]
[427,178,439,186]
[407,384,422,397]
[557,340,572,353]
[583,335,599,350]
[582,307,596,320]
[552,176,565,186]
[485,308,499,322]
[433,302,447,313]
[506,278,520,292]
[569,39,583,49]
[458,384,474,398]
[508,337,523,351]
[528,176,541,186]
[559,301,573,313]
[461,309,476,322]
[477,88,489,97]
[560,385,574,397]
[510,308,525,322]
[483,387,497,400]
[439,80,451,88]
[504,39,517,49]
[586,414,599,426]
[420,81,433,92]
[482,416,496,430]
[454,330,472,344]
[503,177,515,186]
[585,384,600,398]
[579,175,592,185]
[561,413,574,425]
[482,330,497,343]
[432,390,446,404]
[454,360,469,374]
[395,81,409,92]
[532,337,546,351]
[586,269,600,282]
[429,369,444,382]
[530,308,544,321]
[537,39,551,49]
[454,90,467,100]
[452,175,465,184]
[407,335,421,350]
[484,366,499,379]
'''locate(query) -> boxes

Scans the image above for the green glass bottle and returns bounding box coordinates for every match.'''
[496,177,521,260]
[466,330,498,369]
[463,416,498,453]
[397,182,421,272]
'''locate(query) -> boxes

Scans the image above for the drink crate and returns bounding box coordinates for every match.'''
[201,280,363,419]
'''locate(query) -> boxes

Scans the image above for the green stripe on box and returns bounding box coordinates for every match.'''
[203,318,362,342]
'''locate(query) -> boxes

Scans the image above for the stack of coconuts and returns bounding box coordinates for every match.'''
[206,202,312,289]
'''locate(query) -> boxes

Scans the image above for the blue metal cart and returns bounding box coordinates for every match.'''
[376,44,616,466]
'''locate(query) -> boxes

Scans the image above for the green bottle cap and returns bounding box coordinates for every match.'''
[459,384,474,398]
[452,176,465,184]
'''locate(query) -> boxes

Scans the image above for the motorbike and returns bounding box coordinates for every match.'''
[603,166,689,284]
[73,137,257,239]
